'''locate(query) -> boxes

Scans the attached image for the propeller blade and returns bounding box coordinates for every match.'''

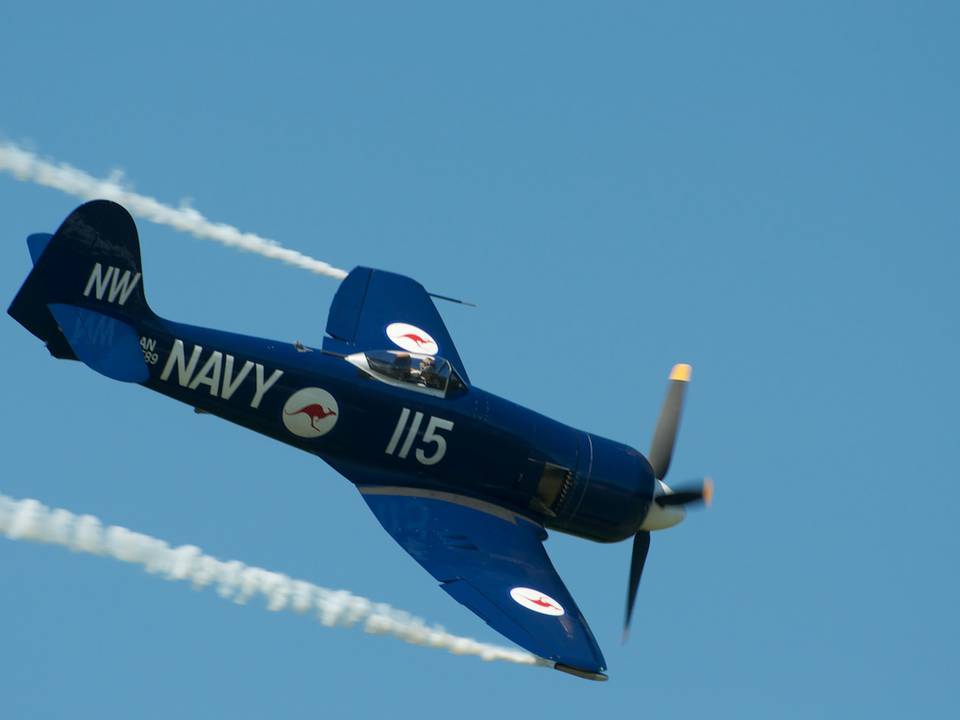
[623,530,651,641]
[648,363,691,480]
[655,477,714,508]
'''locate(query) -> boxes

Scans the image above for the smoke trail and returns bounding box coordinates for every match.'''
[0,491,548,669]
[0,142,348,280]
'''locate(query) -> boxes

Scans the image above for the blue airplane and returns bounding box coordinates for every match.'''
[8,200,712,681]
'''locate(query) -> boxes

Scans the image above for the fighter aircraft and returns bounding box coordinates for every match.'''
[8,200,712,681]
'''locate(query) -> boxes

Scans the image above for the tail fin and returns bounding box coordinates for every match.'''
[9,200,155,382]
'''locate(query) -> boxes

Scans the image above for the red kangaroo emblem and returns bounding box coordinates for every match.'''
[400,332,432,348]
[517,592,558,610]
[528,595,558,609]
[285,403,337,430]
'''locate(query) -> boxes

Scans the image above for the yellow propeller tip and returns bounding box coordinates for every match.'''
[703,477,714,506]
[669,363,692,382]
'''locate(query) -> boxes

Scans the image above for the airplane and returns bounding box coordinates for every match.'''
[8,200,712,681]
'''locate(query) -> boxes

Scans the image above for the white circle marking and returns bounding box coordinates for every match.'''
[386,322,439,355]
[282,387,340,438]
[509,587,565,616]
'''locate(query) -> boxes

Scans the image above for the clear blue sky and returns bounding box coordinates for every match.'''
[2,2,957,717]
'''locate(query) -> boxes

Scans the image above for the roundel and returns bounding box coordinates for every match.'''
[509,587,565,616]
[282,387,339,438]
[386,322,438,355]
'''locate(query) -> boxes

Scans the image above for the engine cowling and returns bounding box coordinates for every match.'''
[547,433,657,542]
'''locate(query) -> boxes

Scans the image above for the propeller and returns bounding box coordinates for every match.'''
[623,530,650,639]
[623,363,712,640]
[648,363,691,481]
[654,478,713,507]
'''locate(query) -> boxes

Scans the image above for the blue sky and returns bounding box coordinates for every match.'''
[1,1,958,717]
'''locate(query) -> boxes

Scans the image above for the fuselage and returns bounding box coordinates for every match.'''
[139,315,656,543]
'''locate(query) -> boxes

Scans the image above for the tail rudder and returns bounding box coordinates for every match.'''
[11,199,153,320]
[9,200,156,382]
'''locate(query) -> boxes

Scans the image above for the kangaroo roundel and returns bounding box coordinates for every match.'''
[386,322,438,355]
[510,587,565,616]
[283,388,339,438]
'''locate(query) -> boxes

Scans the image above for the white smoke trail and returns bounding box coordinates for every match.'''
[0,491,548,670]
[0,142,348,280]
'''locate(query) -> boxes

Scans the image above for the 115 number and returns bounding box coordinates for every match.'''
[385,408,454,466]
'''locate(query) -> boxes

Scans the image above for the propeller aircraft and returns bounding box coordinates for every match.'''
[8,200,712,680]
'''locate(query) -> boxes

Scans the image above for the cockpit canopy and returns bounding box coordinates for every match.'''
[346,350,468,397]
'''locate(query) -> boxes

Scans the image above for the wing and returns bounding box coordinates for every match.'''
[323,266,470,384]
[358,485,607,673]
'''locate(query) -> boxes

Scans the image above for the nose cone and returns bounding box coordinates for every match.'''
[639,480,687,531]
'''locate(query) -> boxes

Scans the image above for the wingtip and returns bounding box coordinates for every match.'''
[554,663,609,682]
[669,363,692,382]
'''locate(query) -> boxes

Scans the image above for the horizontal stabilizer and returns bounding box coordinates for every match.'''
[47,304,148,383]
[27,233,53,265]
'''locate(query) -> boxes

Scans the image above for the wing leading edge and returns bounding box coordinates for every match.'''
[358,485,607,674]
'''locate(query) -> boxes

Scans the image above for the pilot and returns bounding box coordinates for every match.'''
[419,356,442,389]
[393,352,413,381]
